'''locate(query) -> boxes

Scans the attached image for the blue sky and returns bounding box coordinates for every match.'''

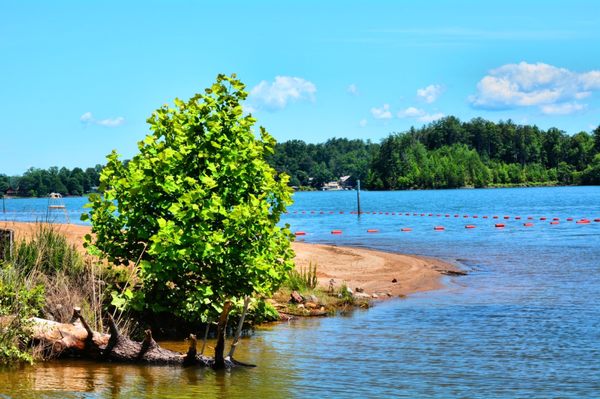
[1,1,599,175]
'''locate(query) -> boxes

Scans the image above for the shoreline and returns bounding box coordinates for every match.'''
[1,221,463,298]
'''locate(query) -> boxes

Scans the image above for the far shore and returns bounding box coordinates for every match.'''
[1,221,462,298]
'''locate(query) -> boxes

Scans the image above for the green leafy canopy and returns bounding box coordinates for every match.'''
[83,74,295,321]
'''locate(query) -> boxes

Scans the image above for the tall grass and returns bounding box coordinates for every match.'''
[0,224,110,364]
[284,262,318,291]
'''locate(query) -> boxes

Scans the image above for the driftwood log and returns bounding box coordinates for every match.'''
[28,308,244,369]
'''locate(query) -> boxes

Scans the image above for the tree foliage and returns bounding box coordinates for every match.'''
[83,75,294,343]
[0,166,102,197]
[269,118,599,190]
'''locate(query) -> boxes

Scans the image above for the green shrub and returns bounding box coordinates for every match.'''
[0,265,45,365]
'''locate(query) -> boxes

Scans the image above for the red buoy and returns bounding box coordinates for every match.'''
[482,216,489,219]
[527,216,533,220]
[552,217,560,221]
[550,221,559,225]
[473,215,479,218]
[515,216,521,220]
[495,223,505,228]
[566,217,573,221]
[434,226,445,231]
[465,225,476,229]
[594,218,600,222]
[523,223,534,227]
[576,219,590,224]
[401,228,412,232]
[540,217,547,221]
[295,231,306,236]
[503,216,510,220]
[367,229,379,233]
[493,216,499,219]
[445,214,450,217]
[331,230,342,234]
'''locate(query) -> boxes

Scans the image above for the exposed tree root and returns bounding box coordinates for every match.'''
[28,308,240,369]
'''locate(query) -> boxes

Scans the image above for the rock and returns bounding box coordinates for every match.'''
[320,306,325,311]
[386,292,392,297]
[297,303,305,309]
[392,278,397,283]
[441,270,468,276]
[371,293,379,299]
[355,287,364,293]
[290,290,304,304]
[308,294,319,303]
[305,302,318,309]
[353,292,371,299]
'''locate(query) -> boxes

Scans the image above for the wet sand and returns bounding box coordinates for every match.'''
[1,221,462,297]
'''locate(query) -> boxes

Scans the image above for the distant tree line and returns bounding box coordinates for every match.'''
[269,138,379,188]
[0,165,102,197]
[270,117,600,189]
[2,117,600,196]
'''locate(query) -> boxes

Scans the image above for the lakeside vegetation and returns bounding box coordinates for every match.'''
[271,117,600,189]
[2,118,599,196]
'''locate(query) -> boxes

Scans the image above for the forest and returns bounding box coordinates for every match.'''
[270,117,600,189]
[2,117,600,196]
[0,165,102,197]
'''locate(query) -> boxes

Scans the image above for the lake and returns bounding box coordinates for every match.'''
[1,187,600,398]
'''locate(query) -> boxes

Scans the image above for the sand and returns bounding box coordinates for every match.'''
[1,221,462,297]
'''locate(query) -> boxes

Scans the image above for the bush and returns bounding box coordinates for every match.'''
[0,265,45,365]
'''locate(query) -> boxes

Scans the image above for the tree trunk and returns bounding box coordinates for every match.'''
[18,308,237,368]
[228,296,250,360]
[213,301,232,370]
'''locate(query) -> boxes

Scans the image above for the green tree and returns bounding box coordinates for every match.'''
[84,74,295,369]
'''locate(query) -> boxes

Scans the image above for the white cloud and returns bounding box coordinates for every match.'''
[398,106,425,118]
[417,112,445,122]
[470,62,600,114]
[540,102,587,115]
[417,84,443,103]
[397,106,444,123]
[347,84,358,95]
[80,112,125,128]
[249,76,316,110]
[80,112,93,123]
[359,118,368,127]
[371,104,392,119]
[243,104,256,114]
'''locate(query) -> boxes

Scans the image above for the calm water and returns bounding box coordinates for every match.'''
[1,187,600,398]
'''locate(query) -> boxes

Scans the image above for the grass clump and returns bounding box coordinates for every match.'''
[283,261,318,291]
[0,224,114,364]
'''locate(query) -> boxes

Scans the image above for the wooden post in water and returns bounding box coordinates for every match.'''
[356,179,361,216]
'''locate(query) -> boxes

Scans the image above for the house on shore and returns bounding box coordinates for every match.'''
[322,175,353,191]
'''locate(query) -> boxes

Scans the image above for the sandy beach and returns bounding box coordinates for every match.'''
[1,221,461,297]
